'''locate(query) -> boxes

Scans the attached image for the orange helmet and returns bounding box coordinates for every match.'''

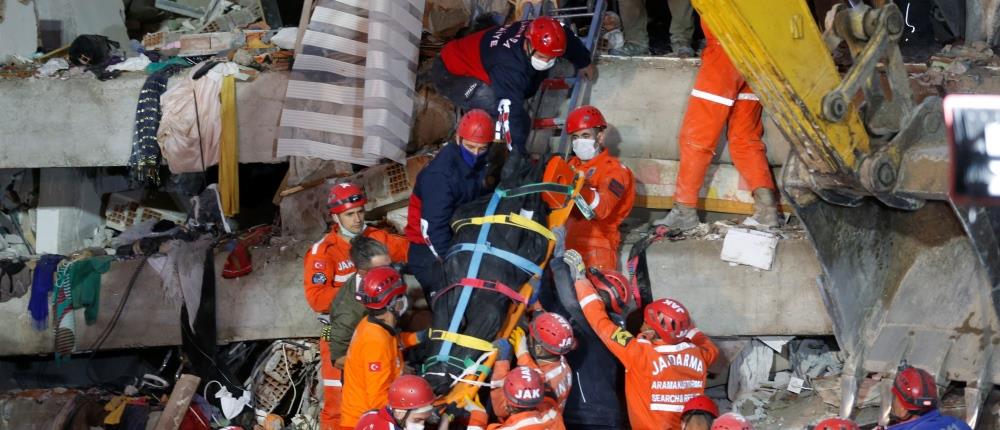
[527,17,567,57]
[388,375,435,411]
[814,418,860,430]
[586,268,631,315]
[503,366,545,409]
[644,298,692,343]
[566,105,607,134]
[530,312,576,355]
[457,109,494,143]
[327,182,367,214]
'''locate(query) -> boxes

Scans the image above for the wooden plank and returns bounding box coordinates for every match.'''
[634,194,793,215]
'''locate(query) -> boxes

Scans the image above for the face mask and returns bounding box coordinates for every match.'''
[531,55,556,71]
[460,144,487,168]
[572,138,598,160]
[392,295,410,319]
[405,423,424,430]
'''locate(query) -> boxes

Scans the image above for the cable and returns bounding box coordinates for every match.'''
[281,343,298,417]
[86,255,148,386]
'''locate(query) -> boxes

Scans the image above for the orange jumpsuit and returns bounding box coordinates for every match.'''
[567,150,636,270]
[576,281,719,430]
[302,225,408,430]
[490,354,573,416]
[469,398,566,430]
[340,316,419,429]
[673,22,775,207]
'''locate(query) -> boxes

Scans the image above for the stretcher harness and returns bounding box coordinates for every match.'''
[426,181,574,375]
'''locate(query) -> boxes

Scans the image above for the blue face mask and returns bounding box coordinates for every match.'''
[460,144,486,168]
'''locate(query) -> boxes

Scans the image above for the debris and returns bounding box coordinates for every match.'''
[720,228,778,270]
[177,32,237,57]
[104,193,186,232]
[789,339,843,380]
[728,340,775,401]
[106,54,152,72]
[424,0,470,39]
[271,27,298,50]
[36,58,69,77]
[813,375,882,409]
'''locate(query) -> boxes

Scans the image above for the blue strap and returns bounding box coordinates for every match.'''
[445,243,543,277]
[437,191,504,362]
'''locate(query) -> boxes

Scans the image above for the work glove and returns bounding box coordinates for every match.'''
[416,328,429,344]
[563,249,586,281]
[509,327,528,358]
[441,401,469,423]
[552,226,567,259]
[463,396,485,414]
[493,339,512,362]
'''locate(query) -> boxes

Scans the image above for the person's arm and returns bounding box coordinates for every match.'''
[583,166,634,220]
[385,232,410,262]
[303,245,338,313]
[490,339,513,418]
[361,340,398,411]
[327,279,364,361]
[418,171,457,257]
[574,279,638,364]
[490,67,531,153]
[563,29,593,70]
[549,228,589,328]
[688,328,720,368]
[399,330,421,349]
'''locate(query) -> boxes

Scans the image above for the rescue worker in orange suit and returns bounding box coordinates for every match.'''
[564,105,635,270]
[654,21,779,231]
[406,110,495,300]
[815,418,860,430]
[574,279,719,430]
[490,312,575,415]
[712,413,753,430]
[431,16,594,153]
[886,364,971,430]
[353,375,436,430]
[303,182,408,430]
[467,366,566,430]
[340,267,422,429]
[681,395,719,430]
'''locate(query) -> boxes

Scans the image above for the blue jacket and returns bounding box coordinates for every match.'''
[888,410,972,430]
[441,20,592,152]
[405,143,491,256]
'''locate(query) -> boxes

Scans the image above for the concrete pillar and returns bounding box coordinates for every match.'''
[36,168,103,255]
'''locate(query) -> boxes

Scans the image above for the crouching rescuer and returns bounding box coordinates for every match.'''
[354,375,436,430]
[574,277,718,429]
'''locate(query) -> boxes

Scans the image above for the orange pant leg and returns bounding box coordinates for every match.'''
[319,341,343,430]
[581,246,618,271]
[674,42,744,206]
[727,83,776,193]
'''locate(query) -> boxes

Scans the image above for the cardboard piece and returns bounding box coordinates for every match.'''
[720,228,779,270]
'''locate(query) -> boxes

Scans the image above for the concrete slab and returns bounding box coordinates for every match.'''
[0,72,289,168]
[644,237,833,336]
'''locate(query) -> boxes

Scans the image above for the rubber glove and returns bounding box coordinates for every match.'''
[493,338,512,362]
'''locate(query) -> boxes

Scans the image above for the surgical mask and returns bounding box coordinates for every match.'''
[531,55,556,71]
[392,295,410,319]
[460,144,487,168]
[572,138,598,160]
[405,423,424,430]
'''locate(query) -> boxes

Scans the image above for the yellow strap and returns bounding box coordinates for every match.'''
[452,213,556,241]
[428,329,495,352]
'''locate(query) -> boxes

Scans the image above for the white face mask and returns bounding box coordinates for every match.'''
[531,55,556,71]
[572,138,598,160]
[392,295,410,318]
[404,423,424,430]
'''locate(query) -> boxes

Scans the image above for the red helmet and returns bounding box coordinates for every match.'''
[814,418,860,430]
[503,366,544,409]
[327,182,367,214]
[711,413,752,430]
[586,268,631,315]
[682,395,719,419]
[892,365,938,412]
[388,375,435,411]
[457,109,494,143]
[527,17,567,57]
[566,105,607,134]
[644,298,692,343]
[530,312,576,355]
[357,266,407,310]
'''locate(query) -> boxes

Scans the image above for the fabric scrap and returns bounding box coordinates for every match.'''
[28,254,65,330]
[218,75,239,217]
[53,260,75,362]
[68,255,114,325]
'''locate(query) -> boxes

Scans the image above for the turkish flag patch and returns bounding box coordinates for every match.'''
[313,261,326,270]
[368,361,382,372]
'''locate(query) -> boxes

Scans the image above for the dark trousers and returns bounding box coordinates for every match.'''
[428,56,498,114]
[407,242,446,305]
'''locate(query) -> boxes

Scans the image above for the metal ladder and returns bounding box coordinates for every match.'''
[521,0,607,156]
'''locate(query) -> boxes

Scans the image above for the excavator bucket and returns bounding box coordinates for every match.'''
[694,0,1000,424]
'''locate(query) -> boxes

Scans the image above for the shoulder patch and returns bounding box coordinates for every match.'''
[368,361,382,372]
[311,272,328,285]
[610,327,634,347]
[608,179,625,198]
[313,260,326,270]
